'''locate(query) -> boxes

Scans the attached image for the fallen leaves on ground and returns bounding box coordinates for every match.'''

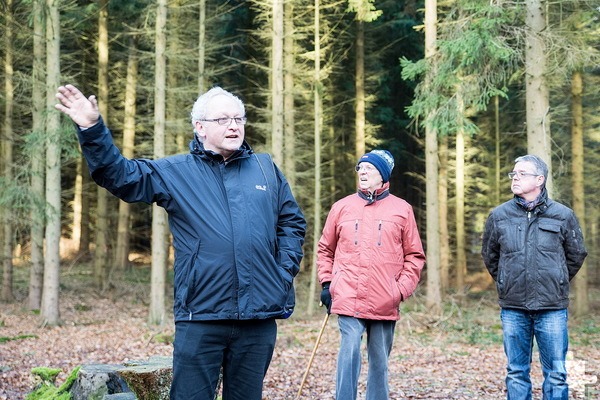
[1,281,599,399]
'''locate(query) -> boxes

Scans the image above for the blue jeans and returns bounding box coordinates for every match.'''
[336,316,396,400]
[170,319,276,400]
[501,308,569,400]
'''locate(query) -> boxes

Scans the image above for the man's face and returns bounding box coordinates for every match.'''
[195,94,245,159]
[510,161,544,201]
[356,162,383,192]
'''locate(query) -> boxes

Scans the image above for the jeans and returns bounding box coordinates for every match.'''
[501,308,569,400]
[336,315,396,400]
[170,319,277,400]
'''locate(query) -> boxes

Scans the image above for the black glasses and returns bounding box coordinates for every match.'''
[200,117,247,126]
[507,171,539,180]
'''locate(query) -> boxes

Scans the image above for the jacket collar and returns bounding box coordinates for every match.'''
[514,187,549,213]
[357,182,390,205]
[189,137,253,163]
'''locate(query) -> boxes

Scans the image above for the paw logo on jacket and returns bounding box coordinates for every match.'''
[255,185,267,191]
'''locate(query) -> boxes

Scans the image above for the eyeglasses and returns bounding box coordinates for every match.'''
[507,171,539,180]
[355,164,377,173]
[200,117,247,126]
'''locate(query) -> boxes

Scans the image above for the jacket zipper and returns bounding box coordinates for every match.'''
[354,220,359,245]
[378,220,382,245]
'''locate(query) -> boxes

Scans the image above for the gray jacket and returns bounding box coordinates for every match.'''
[481,190,587,311]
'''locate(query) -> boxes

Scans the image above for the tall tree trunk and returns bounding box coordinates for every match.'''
[424,0,441,312]
[271,0,284,163]
[29,0,46,310]
[354,20,365,160]
[41,0,62,326]
[455,89,466,293]
[72,158,83,250]
[198,0,206,95]
[2,0,15,302]
[114,37,139,271]
[149,0,169,325]
[79,161,91,255]
[283,0,296,186]
[525,0,552,195]
[73,159,91,257]
[307,0,321,316]
[438,136,448,292]
[168,0,186,154]
[570,70,588,316]
[494,96,501,205]
[94,0,110,290]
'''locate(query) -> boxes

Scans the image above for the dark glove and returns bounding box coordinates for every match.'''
[320,282,332,314]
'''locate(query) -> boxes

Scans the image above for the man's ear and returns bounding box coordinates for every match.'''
[194,121,205,141]
[536,175,545,188]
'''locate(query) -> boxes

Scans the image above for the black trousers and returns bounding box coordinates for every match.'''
[170,319,277,400]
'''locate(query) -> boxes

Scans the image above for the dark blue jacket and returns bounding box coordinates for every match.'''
[481,190,587,311]
[78,120,306,322]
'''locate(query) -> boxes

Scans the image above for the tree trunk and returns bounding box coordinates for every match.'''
[283,0,296,187]
[72,157,83,250]
[114,37,139,271]
[149,0,169,325]
[494,96,501,205]
[354,19,365,160]
[307,0,321,316]
[198,0,206,95]
[570,70,588,316]
[271,0,285,163]
[73,158,91,257]
[425,0,441,312]
[438,136,448,292]
[41,0,62,326]
[29,0,46,310]
[94,0,110,290]
[525,0,552,195]
[455,92,466,294]
[79,161,91,255]
[168,0,186,155]
[2,0,15,302]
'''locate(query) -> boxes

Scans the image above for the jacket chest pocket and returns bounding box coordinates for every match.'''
[377,219,402,254]
[498,223,524,254]
[537,223,562,251]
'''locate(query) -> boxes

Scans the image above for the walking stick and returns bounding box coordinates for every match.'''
[295,312,330,400]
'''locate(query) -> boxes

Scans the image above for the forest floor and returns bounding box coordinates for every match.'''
[1,262,600,400]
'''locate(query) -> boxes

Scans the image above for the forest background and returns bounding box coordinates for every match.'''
[1,0,600,389]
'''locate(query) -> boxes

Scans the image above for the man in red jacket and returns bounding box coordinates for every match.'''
[317,150,426,400]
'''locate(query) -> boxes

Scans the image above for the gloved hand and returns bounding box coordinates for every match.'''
[320,282,332,314]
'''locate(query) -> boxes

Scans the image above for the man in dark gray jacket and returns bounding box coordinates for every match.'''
[481,154,587,400]
[55,84,306,400]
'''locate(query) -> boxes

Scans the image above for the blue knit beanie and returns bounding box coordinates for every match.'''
[356,150,395,183]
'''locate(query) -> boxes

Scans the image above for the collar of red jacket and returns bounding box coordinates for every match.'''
[357,182,390,205]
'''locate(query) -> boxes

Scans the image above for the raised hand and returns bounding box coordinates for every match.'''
[55,84,100,129]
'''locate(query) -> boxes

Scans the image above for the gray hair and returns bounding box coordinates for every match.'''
[190,86,245,132]
[515,154,548,186]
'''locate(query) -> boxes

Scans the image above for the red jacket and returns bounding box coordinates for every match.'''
[317,184,425,320]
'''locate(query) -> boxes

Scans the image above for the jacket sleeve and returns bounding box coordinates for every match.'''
[316,205,339,285]
[564,211,588,281]
[481,212,500,281]
[397,206,426,300]
[274,167,306,279]
[77,119,170,205]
